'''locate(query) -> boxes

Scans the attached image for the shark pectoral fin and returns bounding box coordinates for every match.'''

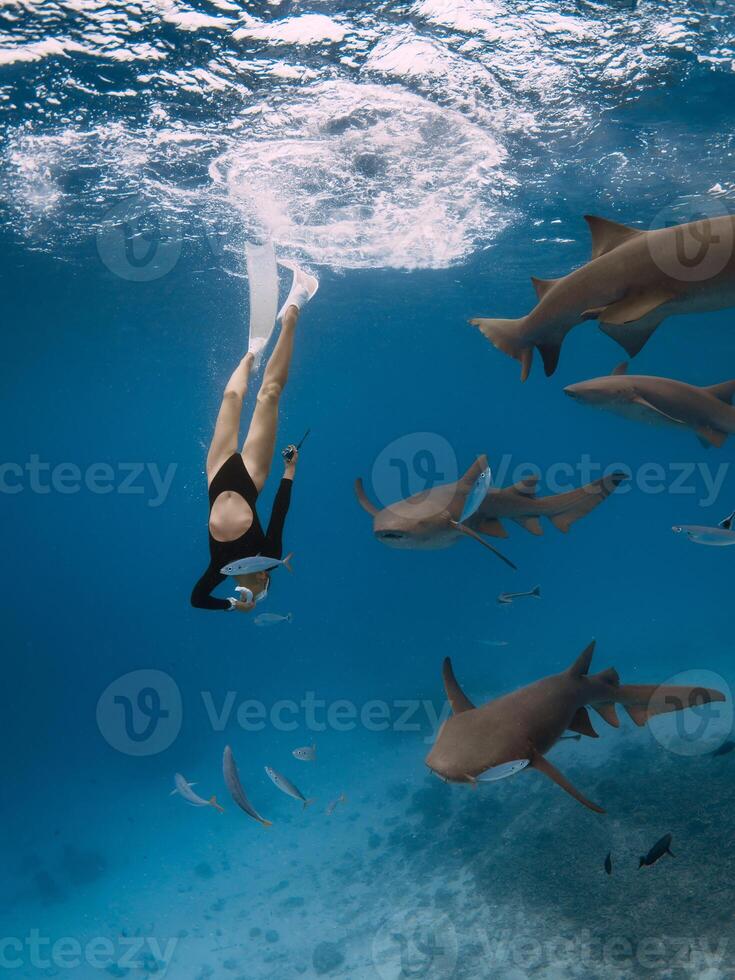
[442,657,476,714]
[451,521,517,569]
[472,518,509,538]
[591,288,674,327]
[599,315,665,358]
[567,706,599,738]
[532,753,605,814]
[591,703,620,728]
[696,425,727,448]
[511,516,543,536]
[584,215,642,260]
[631,395,683,425]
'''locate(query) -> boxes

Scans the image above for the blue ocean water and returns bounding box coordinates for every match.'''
[3,2,735,978]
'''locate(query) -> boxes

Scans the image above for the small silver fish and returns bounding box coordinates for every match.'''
[672,511,735,546]
[220,552,293,576]
[223,746,272,827]
[254,613,293,627]
[325,793,347,816]
[292,744,316,762]
[265,767,314,809]
[477,640,509,647]
[497,585,541,604]
[170,773,224,813]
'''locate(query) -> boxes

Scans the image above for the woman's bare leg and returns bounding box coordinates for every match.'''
[241,306,299,491]
[206,353,255,484]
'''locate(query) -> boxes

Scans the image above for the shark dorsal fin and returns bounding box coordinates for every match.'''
[584,215,641,260]
[511,475,539,497]
[719,511,735,530]
[442,657,475,714]
[611,361,629,376]
[530,276,560,301]
[705,380,735,405]
[567,640,596,678]
[354,478,379,516]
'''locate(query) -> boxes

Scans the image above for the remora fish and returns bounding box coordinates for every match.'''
[425,641,725,813]
[497,586,541,604]
[356,456,625,556]
[170,773,224,813]
[221,553,293,576]
[673,510,735,546]
[639,833,674,868]
[471,213,735,380]
[565,363,735,448]
[265,767,314,809]
[292,744,316,762]
[254,613,293,626]
[222,746,272,828]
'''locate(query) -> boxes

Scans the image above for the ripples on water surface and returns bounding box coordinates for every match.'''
[3,0,735,268]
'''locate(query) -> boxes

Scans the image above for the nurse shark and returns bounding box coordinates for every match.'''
[471,214,735,381]
[426,642,726,813]
[565,363,735,448]
[355,456,626,558]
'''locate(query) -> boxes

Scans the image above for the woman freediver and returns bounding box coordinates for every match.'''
[191,261,318,612]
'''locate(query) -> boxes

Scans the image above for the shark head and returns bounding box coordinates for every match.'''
[564,361,635,406]
[354,457,491,551]
[425,658,530,784]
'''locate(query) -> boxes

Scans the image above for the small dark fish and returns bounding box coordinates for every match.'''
[711,739,735,757]
[639,833,674,869]
[604,852,612,875]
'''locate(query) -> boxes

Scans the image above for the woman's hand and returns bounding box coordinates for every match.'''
[284,446,298,479]
[232,600,255,613]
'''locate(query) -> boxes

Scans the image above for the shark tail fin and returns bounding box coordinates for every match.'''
[530,585,541,598]
[638,857,646,869]
[469,317,535,381]
[303,798,316,810]
[209,796,224,814]
[545,471,628,532]
[614,683,726,727]
[282,553,294,573]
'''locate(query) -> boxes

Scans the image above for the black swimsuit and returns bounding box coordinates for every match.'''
[191,454,292,611]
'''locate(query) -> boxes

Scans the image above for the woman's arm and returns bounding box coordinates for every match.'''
[190,565,230,611]
[263,447,297,558]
